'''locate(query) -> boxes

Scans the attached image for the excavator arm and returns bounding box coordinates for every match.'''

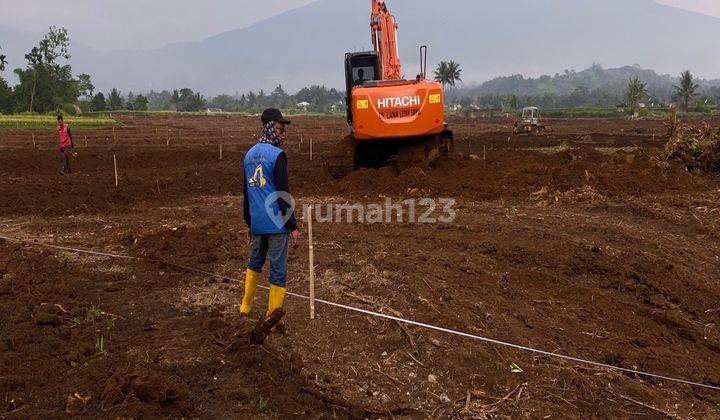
[371,0,402,80]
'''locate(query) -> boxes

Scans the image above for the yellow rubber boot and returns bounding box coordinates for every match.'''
[266,285,287,319]
[239,269,260,315]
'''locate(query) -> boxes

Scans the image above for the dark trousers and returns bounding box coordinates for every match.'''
[247,234,290,287]
[60,146,73,174]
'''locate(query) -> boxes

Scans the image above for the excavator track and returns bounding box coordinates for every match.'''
[325,130,454,178]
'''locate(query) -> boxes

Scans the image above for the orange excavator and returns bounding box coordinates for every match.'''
[329,0,453,174]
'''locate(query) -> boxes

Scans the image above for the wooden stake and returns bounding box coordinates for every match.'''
[155,178,161,196]
[166,129,170,146]
[483,145,486,161]
[220,143,223,161]
[113,154,118,187]
[307,205,315,320]
[84,135,88,147]
[299,133,303,152]
[310,137,313,161]
[32,133,36,148]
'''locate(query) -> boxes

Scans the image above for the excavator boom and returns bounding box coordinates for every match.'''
[371,0,402,80]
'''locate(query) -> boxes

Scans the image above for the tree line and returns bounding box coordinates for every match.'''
[445,64,719,113]
[626,70,702,114]
[143,84,344,113]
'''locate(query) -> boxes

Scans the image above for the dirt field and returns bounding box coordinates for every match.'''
[1,114,719,418]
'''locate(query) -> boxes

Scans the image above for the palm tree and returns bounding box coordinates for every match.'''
[625,76,648,115]
[434,61,462,89]
[674,70,699,112]
[0,45,6,72]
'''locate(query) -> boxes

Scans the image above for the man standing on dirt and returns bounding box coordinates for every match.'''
[57,115,75,175]
[240,108,299,319]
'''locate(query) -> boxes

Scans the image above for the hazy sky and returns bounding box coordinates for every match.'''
[656,0,720,17]
[0,0,316,50]
[0,0,718,51]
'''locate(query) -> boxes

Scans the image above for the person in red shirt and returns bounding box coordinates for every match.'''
[57,115,75,175]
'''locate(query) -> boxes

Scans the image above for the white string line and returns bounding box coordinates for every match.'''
[2,233,719,392]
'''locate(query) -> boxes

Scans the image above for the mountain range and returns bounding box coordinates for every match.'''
[1,0,720,95]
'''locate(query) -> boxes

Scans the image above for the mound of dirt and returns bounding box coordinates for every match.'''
[336,166,430,196]
[665,122,720,174]
[101,370,191,412]
[123,222,245,269]
[328,148,706,201]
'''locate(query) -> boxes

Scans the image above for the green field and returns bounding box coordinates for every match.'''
[0,115,118,129]
[517,107,717,119]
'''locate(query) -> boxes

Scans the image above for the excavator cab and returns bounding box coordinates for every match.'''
[345,52,380,125]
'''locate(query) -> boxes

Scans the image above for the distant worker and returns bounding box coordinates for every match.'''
[355,68,366,86]
[240,108,299,319]
[57,115,75,175]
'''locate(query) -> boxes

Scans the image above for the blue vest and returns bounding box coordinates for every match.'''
[244,143,288,234]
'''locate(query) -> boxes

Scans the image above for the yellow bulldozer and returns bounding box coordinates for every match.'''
[513,106,547,135]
